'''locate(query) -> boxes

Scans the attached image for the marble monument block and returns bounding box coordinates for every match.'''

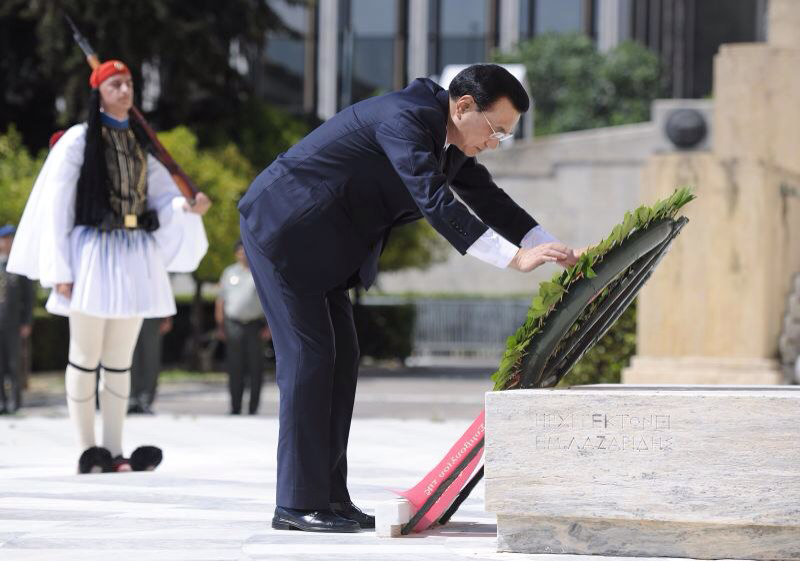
[485,386,800,560]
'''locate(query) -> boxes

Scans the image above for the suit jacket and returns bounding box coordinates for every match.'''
[238,78,537,293]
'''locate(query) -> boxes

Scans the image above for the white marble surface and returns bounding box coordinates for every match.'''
[0,415,496,561]
[0,407,767,560]
[485,386,800,560]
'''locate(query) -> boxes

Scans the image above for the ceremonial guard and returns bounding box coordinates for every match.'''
[0,225,34,414]
[8,60,210,473]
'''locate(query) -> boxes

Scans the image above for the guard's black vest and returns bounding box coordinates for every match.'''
[74,123,159,232]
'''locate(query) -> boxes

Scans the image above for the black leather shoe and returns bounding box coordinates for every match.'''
[330,501,375,529]
[272,506,360,533]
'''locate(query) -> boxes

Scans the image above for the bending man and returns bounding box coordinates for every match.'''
[238,64,578,533]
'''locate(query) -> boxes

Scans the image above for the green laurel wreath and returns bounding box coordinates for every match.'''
[491,186,696,391]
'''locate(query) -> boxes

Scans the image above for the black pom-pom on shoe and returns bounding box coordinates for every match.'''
[77,446,113,474]
[129,445,163,471]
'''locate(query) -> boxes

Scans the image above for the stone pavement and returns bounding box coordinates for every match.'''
[0,371,741,561]
[20,366,494,420]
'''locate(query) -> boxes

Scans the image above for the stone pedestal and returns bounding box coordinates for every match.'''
[623,0,800,385]
[625,356,783,385]
[485,386,800,560]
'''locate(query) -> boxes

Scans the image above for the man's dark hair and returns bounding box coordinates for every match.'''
[448,64,529,113]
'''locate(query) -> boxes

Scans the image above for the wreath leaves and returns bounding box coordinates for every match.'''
[490,186,695,391]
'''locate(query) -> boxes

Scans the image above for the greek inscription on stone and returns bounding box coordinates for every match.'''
[531,412,674,452]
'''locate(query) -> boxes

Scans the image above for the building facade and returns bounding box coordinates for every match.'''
[261,0,766,120]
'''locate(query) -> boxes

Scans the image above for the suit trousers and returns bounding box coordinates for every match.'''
[0,327,21,411]
[240,216,360,509]
[224,318,264,414]
[130,317,162,410]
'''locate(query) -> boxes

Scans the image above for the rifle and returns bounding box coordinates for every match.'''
[64,13,200,202]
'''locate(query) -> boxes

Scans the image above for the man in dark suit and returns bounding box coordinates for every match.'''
[238,64,579,533]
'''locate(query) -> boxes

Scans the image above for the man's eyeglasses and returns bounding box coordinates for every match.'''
[482,112,515,142]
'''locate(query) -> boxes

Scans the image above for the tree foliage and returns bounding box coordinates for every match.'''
[496,33,664,136]
[379,221,450,274]
[0,0,298,152]
[156,126,253,284]
[198,98,311,170]
[0,126,45,227]
[557,302,636,386]
[0,0,451,279]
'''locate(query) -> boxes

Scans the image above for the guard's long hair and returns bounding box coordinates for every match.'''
[74,89,110,226]
[74,89,153,226]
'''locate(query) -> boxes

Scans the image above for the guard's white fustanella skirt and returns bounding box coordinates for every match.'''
[46,226,177,318]
[8,123,208,320]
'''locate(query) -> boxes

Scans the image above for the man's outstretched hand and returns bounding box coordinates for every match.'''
[509,242,580,272]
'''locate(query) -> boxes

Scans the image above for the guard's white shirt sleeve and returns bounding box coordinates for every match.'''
[146,155,209,273]
[466,225,560,269]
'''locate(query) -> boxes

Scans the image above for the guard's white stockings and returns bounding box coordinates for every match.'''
[66,312,143,457]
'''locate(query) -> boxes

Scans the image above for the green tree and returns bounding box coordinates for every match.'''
[0,0,300,151]
[199,98,312,170]
[0,126,45,226]
[157,126,254,368]
[600,41,664,126]
[558,303,637,386]
[496,33,664,136]
[379,221,449,274]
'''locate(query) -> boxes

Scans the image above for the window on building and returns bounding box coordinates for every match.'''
[428,0,492,76]
[519,0,592,41]
[338,0,401,108]
[631,0,760,98]
[264,0,313,113]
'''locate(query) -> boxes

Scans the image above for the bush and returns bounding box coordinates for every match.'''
[496,33,664,135]
[156,126,255,286]
[379,220,449,274]
[558,302,636,386]
[0,125,45,226]
[353,303,416,362]
[198,99,313,170]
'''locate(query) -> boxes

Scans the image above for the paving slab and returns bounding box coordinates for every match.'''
[0,377,750,560]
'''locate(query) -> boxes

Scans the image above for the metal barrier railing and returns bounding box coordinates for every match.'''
[364,297,531,360]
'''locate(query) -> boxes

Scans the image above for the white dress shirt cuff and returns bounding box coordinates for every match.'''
[466,228,520,269]
[520,225,559,248]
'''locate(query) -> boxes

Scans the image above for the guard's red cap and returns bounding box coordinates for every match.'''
[89,60,130,89]
[49,130,66,148]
